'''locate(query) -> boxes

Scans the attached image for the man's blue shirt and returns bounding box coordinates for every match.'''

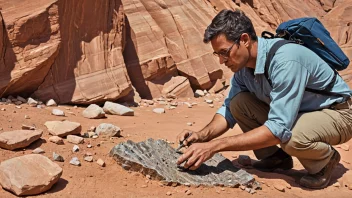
[217,37,352,143]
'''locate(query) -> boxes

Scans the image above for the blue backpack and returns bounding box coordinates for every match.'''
[262,17,350,97]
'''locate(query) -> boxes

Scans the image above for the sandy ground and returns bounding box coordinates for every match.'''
[0,96,352,198]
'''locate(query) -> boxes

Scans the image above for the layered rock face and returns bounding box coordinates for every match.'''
[0,0,351,104]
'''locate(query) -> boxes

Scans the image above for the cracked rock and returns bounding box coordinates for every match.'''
[110,139,258,188]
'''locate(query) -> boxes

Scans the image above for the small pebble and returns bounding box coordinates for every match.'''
[70,157,81,166]
[72,145,80,152]
[97,159,105,167]
[166,191,172,196]
[32,148,45,154]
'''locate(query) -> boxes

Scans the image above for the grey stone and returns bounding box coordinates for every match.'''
[17,96,27,103]
[72,145,80,152]
[153,108,165,114]
[103,101,134,116]
[52,109,65,116]
[96,123,121,137]
[0,154,62,196]
[32,148,45,154]
[53,152,64,162]
[110,139,258,188]
[238,155,252,166]
[46,99,57,106]
[82,104,105,119]
[70,157,81,166]
[0,130,43,150]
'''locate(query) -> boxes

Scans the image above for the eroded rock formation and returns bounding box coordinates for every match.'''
[0,0,351,104]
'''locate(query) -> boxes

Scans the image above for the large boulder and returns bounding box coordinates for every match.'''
[0,130,43,150]
[44,120,81,137]
[0,154,62,196]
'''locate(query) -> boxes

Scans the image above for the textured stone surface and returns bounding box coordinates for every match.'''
[44,120,81,137]
[110,139,259,188]
[96,123,121,137]
[161,76,194,98]
[0,154,62,196]
[0,130,43,150]
[82,104,106,119]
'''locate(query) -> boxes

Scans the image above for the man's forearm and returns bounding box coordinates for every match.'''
[211,125,281,152]
[198,114,230,142]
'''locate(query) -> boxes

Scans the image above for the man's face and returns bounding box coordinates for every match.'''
[211,34,249,73]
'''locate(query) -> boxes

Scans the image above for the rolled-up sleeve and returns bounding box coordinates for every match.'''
[264,60,310,143]
[216,74,247,128]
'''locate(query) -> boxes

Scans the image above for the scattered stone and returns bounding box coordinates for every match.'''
[333,182,341,187]
[32,148,45,154]
[240,186,246,190]
[194,90,205,97]
[14,101,22,105]
[185,189,192,195]
[169,106,176,110]
[70,157,81,166]
[1,108,5,111]
[209,104,214,108]
[97,159,105,167]
[21,124,36,130]
[187,122,193,126]
[72,145,80,152]
[87,144,92,148]
[88,126,96,132]
[274,184,285,192]
[286,184,292,189]
[184,102,192,108]
[92,135,98,139]
[53,152,64,162]
[205,99,213,104]
[238,155,252,166]
[0,130,43,150]
[153,108,165,114]
[49,136,64,145]
[84,156,94,162]
[17,96,27,103]
[52,109,65,116]
[0,154,62,196]
[46,99,57,106]
[170,102,178,107]
[67,135,84,144]
[96,123,121,137]
[348,184,352,190]
[166,191,172,196]
[27,98,38,107]
[44,120,81,137]
[103,101,134,116]
[144,100,154,105]
[82,104,106,119]
[13,110,16,113]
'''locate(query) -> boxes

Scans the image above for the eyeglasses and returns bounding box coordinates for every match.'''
[213,43,236,60]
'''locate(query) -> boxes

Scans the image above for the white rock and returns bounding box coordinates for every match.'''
[24,115,30,119]
[67,135,84,144]
[32,148,45,154]
[52,109,65,116]
[84,156,93,162]
[72,145,80,152]
[153,108,165,114]
[96,123,121,137]
[46,99,57,106]
[205,99,213,104]
[27,98,38,107]
[194,90,205,97]
[70,157,81,166]
[82,104,106,119]
[103,101,134,116]
[21,124,36,130]
[187,122,193,126]
[53,152,64,162]
[97,159,105,167]
[0,154,62,196]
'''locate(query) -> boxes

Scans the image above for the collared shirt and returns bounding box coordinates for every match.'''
[217,37,352,143]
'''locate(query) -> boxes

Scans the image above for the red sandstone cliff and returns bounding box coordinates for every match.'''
[0,0,351,104]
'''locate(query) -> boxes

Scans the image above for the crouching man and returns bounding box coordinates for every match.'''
[176,9,352,189]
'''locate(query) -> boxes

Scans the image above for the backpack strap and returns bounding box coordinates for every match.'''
[264,40,343,97]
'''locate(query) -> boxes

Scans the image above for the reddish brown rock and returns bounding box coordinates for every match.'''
[0,130,43,150]
[161,76,194,98]
[0,154,62,196]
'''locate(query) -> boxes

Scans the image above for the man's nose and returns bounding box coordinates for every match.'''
[219,56,227,65]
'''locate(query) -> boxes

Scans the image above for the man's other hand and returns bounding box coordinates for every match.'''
[176,129,203,147]
[176,142,215,170]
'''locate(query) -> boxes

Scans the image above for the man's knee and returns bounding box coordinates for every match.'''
[229,92,254,117]
[281,132,310,157]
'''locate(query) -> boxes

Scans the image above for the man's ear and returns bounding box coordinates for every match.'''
[240,33,250,48]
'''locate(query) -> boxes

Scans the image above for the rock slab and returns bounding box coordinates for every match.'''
[44,120,81,137]
[110,139,259,188]
[103,101,134,116]
[0,154,62,196]
[0,130,43,150]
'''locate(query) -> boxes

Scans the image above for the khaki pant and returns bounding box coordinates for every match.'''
[230,92,352,174]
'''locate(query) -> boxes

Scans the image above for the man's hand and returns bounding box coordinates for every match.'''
[176,142,216,170]
[176,129,204,147]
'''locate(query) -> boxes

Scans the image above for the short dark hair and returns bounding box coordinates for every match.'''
[203,9,257,44]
